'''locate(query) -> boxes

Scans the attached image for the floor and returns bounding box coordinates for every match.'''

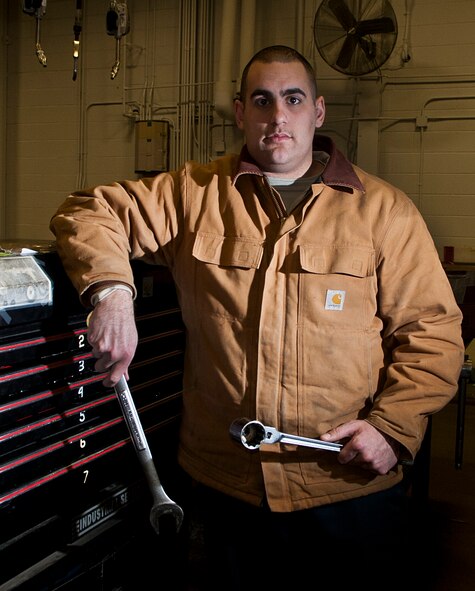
[418,380,475,591]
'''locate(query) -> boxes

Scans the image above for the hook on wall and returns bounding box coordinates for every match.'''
[106,1,130,80]
[22,0,48,67]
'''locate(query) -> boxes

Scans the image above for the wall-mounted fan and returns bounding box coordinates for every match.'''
[313,0,398,76]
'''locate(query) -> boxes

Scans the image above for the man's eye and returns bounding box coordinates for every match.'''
[287,96,301,105]
[254,97,269,107]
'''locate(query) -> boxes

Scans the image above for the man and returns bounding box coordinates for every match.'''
[50,46,464,589]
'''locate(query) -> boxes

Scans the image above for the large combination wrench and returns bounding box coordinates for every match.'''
[230,418,343,452]
[114,376,184,534]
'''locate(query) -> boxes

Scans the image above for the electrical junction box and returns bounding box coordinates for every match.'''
[135,120,169,174]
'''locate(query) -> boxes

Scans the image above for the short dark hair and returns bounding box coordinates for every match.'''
[238,45,318,102]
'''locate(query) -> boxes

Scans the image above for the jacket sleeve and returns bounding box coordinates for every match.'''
[365,195,465,458]
[49,173,181,304]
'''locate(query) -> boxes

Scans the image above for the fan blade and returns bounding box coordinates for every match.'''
[336,34,358,69]
[358,37,376,61]
[328,0,356,31]
[356,17,395,36]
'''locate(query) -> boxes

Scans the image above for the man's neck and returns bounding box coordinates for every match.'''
[266,160,324,183]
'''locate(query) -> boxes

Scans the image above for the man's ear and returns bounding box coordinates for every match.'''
[234,98,245,130]
[315,95,326,129]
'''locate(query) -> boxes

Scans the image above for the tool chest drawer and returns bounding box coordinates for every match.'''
[0,251,185,590]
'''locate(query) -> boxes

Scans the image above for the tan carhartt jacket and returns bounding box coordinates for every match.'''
[50,136,464,512]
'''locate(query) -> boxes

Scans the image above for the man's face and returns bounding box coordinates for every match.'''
[234,60,325,178]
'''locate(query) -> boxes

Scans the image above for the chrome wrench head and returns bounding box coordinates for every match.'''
[229,418,280,450]
[150,499,184,535]
[147,463,184,534]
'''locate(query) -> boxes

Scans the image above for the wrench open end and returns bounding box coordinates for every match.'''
[150,502,184,536]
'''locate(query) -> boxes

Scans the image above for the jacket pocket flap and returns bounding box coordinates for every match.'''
[300,245,374,277]
[193,233,263,269]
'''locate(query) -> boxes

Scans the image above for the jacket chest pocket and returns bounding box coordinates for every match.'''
[191,232,264,320]
[298,245,376,330]
[193,232,263,268]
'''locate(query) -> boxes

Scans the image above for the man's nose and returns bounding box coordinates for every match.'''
[271,101,287,125]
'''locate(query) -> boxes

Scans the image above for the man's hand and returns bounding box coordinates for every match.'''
[87,290,138,387]
[320,420,400,475]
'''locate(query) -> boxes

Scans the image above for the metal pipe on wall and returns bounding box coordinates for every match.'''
[0,1,7,238]
[295,0,305,54]
[213,0,257,121]
[195,0,213,164]
[214,0,238,121]
[239,0,255,75]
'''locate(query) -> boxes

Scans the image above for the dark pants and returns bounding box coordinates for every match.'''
[187,481,428,591]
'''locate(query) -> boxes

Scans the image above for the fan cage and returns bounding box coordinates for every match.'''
[313,0,398,76]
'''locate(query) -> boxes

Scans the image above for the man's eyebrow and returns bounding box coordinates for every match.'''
[250,87,307,99]
[282,87,307,97]
[250,88,272,99]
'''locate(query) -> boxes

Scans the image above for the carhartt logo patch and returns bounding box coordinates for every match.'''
[325,290,345,311]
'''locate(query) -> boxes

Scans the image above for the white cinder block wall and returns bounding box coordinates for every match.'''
[0,0,474,263]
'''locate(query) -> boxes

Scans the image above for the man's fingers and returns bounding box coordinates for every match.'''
[320,422,354,442]
[85,292,138,388]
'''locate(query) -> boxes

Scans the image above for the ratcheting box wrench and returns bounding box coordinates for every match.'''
[230,418,413,467]
[230,418,343,452]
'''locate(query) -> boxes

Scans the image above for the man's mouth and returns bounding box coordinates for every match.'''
[264,132,292,143]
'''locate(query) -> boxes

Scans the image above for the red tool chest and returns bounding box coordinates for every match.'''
[0,250,186,589]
